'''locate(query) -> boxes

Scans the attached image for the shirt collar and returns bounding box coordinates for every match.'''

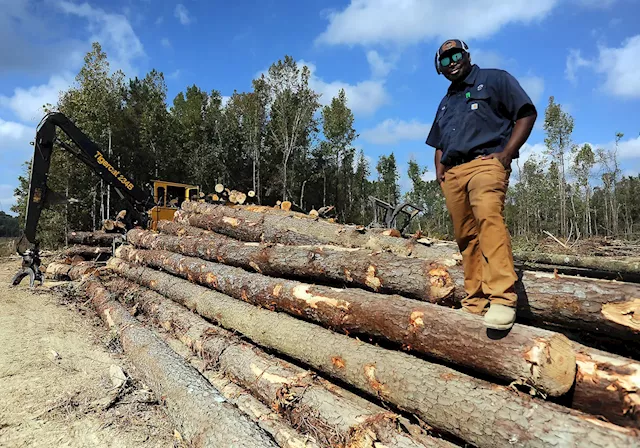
[447,64,480,94]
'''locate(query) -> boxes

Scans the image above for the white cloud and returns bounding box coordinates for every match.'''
[361,119,431,145]
[519,75,545,105]
[155,16,164,25]
[518,142,547,163]
[316,0,558,46]
[593,35,640,99]
[174,4,191,25]
[366,50,393,78]
[0,73,74,123]
[0,119,33,152]
[565,49,591,84]
[471,49,510,69]
[161,38,171,48]
[167,69,181,80]
[299,60,389,116]
[56,0,145,76]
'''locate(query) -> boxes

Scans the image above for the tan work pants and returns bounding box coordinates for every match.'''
[440,157,518,314]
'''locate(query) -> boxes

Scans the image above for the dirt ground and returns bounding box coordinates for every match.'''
[0,257,176,448]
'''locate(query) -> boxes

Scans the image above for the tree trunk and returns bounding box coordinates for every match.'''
[45,261,98,281]
[569,341,640,429]
[175,204,459,260]
[77,276,278,448]
[513,251,640,282]
[105,277,452,448]
[67,231,123,247]
[107,259,640,448]
[63,245,112,259]
[162,334,324,448]
[134,227,456,303]
[115,245,576,397]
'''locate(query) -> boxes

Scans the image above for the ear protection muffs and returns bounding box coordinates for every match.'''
[435,40,469,74]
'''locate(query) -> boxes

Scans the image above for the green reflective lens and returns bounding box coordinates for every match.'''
[440,51,463,67]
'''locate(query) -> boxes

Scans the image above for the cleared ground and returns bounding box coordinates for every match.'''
[0,257,176,448]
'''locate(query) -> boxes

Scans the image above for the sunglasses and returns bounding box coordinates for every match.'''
[440,51,464,68]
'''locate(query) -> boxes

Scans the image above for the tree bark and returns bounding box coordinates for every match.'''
[129,227,457,303]
[115,245,576,397]
[67,231,123,247]
[77,276,278,448]
[514,251,640,282]
[162,219,640,341]
[105,277,452,448]
[63,245,112,259]
[161,332,323,448]
[569,341,640,429]
[176,204,459,260]
[107,259,640,448]
[45,261,98,281]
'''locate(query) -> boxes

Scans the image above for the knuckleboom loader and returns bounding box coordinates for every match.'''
[11,112,200,287]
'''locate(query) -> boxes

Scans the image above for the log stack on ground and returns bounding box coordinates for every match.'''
[54,199,640,447]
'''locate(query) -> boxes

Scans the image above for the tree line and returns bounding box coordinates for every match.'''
[11,42,640,248]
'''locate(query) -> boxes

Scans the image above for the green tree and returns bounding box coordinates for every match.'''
[321,88,357,220]
[571,143,596,236]
[543,96,574,238]
[262,56,321,201]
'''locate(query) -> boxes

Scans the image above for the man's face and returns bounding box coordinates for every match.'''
[440,50,471,82]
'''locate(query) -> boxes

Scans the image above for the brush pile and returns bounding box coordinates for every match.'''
[63,200,640,448]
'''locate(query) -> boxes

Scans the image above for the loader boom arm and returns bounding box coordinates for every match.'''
[21,112,155,250]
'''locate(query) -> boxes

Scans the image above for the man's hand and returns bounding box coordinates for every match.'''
[481,151,512,169]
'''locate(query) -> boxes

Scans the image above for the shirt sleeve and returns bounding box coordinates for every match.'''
[498,71,536,121]
[425,105,443,149]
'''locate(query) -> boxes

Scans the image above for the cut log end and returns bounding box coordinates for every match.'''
[525,334,577,396]
[601,299,640,332]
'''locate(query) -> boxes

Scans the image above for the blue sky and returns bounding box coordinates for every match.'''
[1,0,640,214]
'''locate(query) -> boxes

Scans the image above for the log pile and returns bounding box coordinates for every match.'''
[58,200,640,448]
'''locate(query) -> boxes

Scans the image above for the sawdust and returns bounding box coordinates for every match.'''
[0,257,175,448]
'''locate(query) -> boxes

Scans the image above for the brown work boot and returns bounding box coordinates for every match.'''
[483,304,516,330]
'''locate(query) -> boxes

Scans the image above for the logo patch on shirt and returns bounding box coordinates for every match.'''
[477,84,484,91]
[471,103,478,110]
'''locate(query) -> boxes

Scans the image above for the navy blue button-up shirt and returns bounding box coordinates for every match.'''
[425,64,535,166]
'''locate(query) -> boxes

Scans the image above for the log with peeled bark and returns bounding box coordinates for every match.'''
[447,267,640,342]
[63,245,112,259]
[67,231,123,246]
[568,341,640,429]
[129,227,456,303]
[107,259,640,448]
[115,245,576,398]
[514,251,640,282]
[77,276,278,448]
[45,261,98,281]
[176,203,460,260]
[105,277,452,448]
[161,333,323,448]
[157,220,640,342]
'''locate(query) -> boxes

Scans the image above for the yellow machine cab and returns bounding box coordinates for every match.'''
[148,180,200,229]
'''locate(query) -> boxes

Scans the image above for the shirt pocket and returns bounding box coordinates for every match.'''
[466,90,492,121]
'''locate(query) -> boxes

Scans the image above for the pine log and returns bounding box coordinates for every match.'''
[175,204,459,260]
[514,251,640,281]
[63,245,112,258]
[107,259,640,448]
[568,341,640,428]
[161,333,323,448]
[77,276,278,448]
[448,268,640,342]
[115,245,576,397]
[159,219,640,341]
[106,277,452,448]
[45,261,98,281]
[67,231,122,246]
[130,227,456,303]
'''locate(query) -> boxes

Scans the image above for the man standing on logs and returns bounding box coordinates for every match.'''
[425,39,537,330]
